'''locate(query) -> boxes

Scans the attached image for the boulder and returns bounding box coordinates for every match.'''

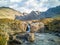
[28,33,35,42]
[30,22,44,32]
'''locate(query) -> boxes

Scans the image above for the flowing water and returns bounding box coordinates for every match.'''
[21,33,60,45]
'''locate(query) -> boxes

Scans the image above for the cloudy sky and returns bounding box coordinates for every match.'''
[0,0,60,13]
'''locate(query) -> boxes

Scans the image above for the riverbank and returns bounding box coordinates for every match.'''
[8,33,60,45]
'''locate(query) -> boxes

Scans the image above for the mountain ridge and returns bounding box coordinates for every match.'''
[0,7,23,19]
[15,6,60,20]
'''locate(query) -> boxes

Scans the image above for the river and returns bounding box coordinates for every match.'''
[20,33,60,45]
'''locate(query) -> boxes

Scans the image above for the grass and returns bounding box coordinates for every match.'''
[0,18,26,34]
[0,7,22,19]
[0,30,7,45]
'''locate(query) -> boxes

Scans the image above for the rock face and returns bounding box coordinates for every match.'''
[28,33,35,42]
[0,19,45,44]
[30,22,40,32]
[30,22,44,32]
[8,33,35,45]
[20,21,27,32]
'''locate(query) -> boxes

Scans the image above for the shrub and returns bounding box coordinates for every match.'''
[48,19,60,32]
[0,30,8,45]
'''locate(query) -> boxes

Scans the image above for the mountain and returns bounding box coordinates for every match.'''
[39,6,60,18]
[0,7,22,19]
[15,6,60,20]
[15,11,40,20]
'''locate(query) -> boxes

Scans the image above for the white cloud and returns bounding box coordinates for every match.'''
[0,0,9,7]
[10,0,60,13]
[51,0,60,7]
[9,4,18,8]
[16,7,33,13]
[9,0,60,13]
[40,0,60,7]
[10,0,22,2]
[25,0,37,7]
[36,7,48,12]
[20,0,48,12]
[0,0,60,13]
